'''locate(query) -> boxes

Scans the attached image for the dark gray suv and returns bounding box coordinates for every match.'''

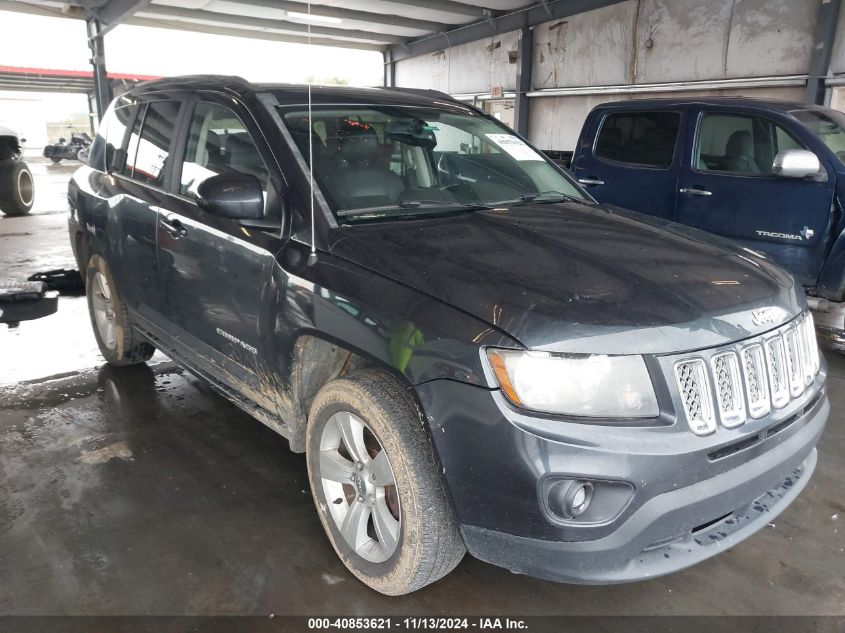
[67,76,829,595]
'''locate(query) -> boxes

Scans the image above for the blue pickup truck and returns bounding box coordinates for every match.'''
[570,97,845,348]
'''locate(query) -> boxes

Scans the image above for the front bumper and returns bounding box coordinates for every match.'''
[415,372,828,584]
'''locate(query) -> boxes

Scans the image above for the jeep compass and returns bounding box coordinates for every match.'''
[67,76,829,595]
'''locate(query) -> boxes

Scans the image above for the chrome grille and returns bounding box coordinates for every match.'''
[710,352,745,428]
[674,313,820,434]
[675,359,716,436]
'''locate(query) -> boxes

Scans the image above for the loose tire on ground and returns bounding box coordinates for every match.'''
[85,254,155,366]
[0,159,34,216]
[306,368,465,595]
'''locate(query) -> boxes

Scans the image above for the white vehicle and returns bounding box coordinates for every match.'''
[0,125,34,216]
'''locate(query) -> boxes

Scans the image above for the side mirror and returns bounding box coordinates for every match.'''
[20,137,26,144]
[197,173,264,220]
[773,149,822,179]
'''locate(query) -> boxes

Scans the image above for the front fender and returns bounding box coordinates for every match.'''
[269,241,520,391]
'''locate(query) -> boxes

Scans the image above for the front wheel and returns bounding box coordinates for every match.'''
[77,147,89,163]
[306,369,465,595]
[85,254,155,366]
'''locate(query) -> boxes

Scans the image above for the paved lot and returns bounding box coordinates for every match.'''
[0,158,843,615]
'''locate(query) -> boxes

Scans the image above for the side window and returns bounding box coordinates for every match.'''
[103,103,135,172]
[595,111,680,168]
[125,100,180,187]
[180,102,269,198]
[696,113,805,176]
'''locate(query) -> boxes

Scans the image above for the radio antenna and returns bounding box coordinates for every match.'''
[306,1,318,266]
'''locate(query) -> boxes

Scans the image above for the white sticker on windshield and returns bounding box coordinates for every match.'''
[485,134,544,161]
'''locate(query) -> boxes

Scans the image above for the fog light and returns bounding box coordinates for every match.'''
[551,480,594,519]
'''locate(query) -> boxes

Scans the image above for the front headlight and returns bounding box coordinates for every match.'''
[486,349,659,418]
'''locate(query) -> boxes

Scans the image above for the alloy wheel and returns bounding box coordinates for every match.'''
[91,271,116,351]
[319,411,401,563]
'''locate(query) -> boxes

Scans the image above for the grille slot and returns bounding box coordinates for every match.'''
[674,359,716,436]
[783,326,805,398]
[764,335,790,410]
[710,352,745,428]
[741,344,770,419]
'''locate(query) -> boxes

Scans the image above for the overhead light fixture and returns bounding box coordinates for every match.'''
[287,11,343,24]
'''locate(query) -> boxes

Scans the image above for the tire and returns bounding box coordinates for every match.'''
[85,254,155,366]
[306,368,465,595]
[50,157,62,164]
[77,147,89,163]
[0,159,34,216]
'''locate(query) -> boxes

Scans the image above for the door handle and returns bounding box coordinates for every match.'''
[578,178,605,186]
[161,216,188,238]
[679,187,712,196]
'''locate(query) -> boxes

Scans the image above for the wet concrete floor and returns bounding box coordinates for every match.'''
[0,158,843,615]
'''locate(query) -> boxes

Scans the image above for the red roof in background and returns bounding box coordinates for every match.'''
[0,65,160,82]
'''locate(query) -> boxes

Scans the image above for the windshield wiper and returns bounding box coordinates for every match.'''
[519,190,583,204]
[337,200,490,219]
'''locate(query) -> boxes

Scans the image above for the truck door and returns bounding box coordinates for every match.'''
[571,109,682,220]
[676,109,834,286]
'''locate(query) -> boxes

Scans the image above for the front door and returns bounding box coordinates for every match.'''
[157,98,282,409]
[676,109,834,286]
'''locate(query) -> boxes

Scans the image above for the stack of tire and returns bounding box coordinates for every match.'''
[0,127,34,217]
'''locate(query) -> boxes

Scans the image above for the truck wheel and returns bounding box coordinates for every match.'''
[0,160,34,217]
[86,255,155,366]
[306,369,465,595]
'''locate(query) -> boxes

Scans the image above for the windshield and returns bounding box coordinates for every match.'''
[279,104,586,222]
[790,108,845,164]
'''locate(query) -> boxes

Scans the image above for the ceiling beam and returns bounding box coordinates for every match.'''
[389,0,626,62]
[140,5,403,43]
[90,0,152,36]
[227,0,453,33]
[380,0,492,19]
[124,15,386,51]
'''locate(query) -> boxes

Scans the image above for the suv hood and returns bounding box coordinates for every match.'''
[328,202,803,355]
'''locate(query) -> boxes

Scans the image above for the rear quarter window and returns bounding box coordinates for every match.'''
[594,111,681,168]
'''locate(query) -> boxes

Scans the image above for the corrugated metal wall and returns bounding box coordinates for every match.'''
[395,0,825,151]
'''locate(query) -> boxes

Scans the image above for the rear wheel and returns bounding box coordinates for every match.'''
[306,369,465,595]
[0,159,34,216]
[85,255,155,366]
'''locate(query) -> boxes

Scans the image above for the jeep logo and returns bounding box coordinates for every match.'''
[751,307,777,326]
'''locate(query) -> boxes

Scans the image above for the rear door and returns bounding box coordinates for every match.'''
[101,96,183,328]
[572,109,683,220]
[676,108,834,285]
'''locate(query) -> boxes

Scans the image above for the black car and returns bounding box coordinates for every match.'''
[68,76,829,595]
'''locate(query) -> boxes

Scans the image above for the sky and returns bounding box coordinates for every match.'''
[0,8,384,137]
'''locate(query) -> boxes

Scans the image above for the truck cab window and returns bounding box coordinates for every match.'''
[696,114,804,176]
[594,112,680,168]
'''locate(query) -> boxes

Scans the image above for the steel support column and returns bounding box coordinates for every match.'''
[383,49,396,88]
[806,0,842,105]
[87,19,112,121]
[513,27,533,136]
